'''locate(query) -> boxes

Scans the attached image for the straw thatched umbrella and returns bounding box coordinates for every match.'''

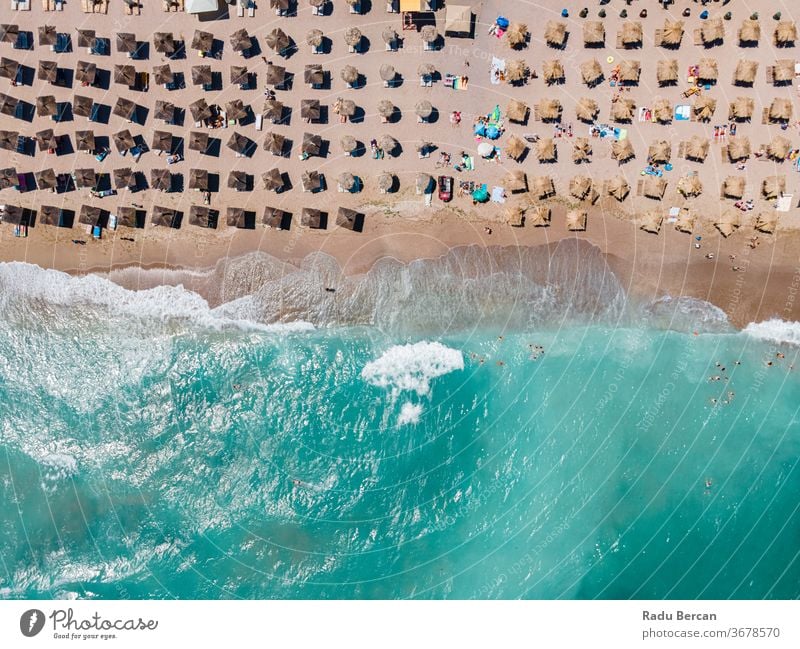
[300,99,321,122]
[377,172,394,193]
[262,168,283,191]
[0,129,16,150]
[36,95,57,117]
[35,168,57,190]
[0,93,17,117]
[570,175,594,201]
[187,206,215,229]
[699,17,724,46]
[659,19,684,47]
[542,60,564,85]
[263,131,286,156]
[345,27,362,49]
[652,99,673,124]
[227,171,248,192]
[768,98,793,123]
[640,211,663,234]
[0,57,19,81]
[774,21,797,47]
[38,25,57,46]
[611,138,635,164]
[191,65,212,86]
[380,64,396,83]
[191,30,213,52]
[728,97,754,122]
[230,28,252,53]
[507,22,529,49]
[536,138,556,163]
[340,65,359,85]
[537,98,562,122]
[506,205,524,227]
[528,206,551,227]
[572,138,592,164]
[301,171,322,194]
[566,209,587,231]
[692,96,716,122]
[415,173,433,194]
[337,172,356,192]
[648,140,671,164]
[643,176,667,200]
[683,135,709,162]
[420,25,437,45]
[762,175,786,200]
[739,18,760,45]
[0,167,17,189]
[533,176,555,199]
[153,32,175,55]
[264,28,288,53]
[726,136,751,162]
[263,99,284,123]
[151,206,177,228]
[112,129,135,153]
[379,134,398,155]
[114,64,136,87]
[151,130,172,153]
[72,95,93,118]
[73,168,96,189]
[504,170,527,193]
[39,205,64,226]
[619,21,643,48]
[153,65,173,86]
[36,129,58,151]
[301,208,324,228]
[714,211,739,237]
[377,99,394,120]
[189,98,212,122]
[657,59,678,86]
[721,176,746,199]
[78,206,102,226]
[339,134,358,155]
[580,59,603,87]
[301,132,322,156]
[307,28,324,48]
[755,212,778,234]
[415,100,433,120]
[733,59,758,86]
[263,206,290,229]
[697,59,718,84]
[417,62,436,78]
[507,100,529,124]
[610,97,635,123]
[227,131,253,156]
[113,167,134,190]
[773,59,795,85]
[498,60,524,86]
[675,209,696,233]
[336,208,362,232]
[230,66,248,86]
[265,63,286,87]
[766,135,792,161]
[113,97,137,121]
[505,135,527,162]
[76,29,95,48]
[544,21,566,49]
[75,60,96,85]
[583,21,604,47]
[0,25,18,44]
[606,175,630,201]
[304,63,323,85]
[677,175,703,198]
[225,99,248,121]
[618,60,640,85]
[38,60,57,84]
[75,129,95,151]
[575,97,599,123]
[382,27,398,47]
[188,131,209,153]
[186,168,207,191]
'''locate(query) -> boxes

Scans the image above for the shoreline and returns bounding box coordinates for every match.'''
[4,205,800,330]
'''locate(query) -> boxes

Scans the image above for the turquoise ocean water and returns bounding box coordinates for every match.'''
[0,251,799,599]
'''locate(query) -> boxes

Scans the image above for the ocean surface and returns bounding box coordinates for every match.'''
[0,248,799,599]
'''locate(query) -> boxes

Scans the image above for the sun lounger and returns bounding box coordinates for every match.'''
[386,0,396,12]
[312,4,321,14]
[237,1,244,16]
[349,2,359,13]
[10,0,18,8]
[18,0,29,8]
[249,1,255,16]
[654,29,664,46]
[693,28,703,46]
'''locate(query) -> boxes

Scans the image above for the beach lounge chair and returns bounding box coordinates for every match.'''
[248,0,255,16]
[237,0,244,16]
[349,1,360,13]
[386,0,397,12]
[11,0,18,8]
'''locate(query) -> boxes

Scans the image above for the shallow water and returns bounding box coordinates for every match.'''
[0,261,798,599]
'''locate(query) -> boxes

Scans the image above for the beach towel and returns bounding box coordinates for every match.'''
[491,186,506,203]
[490,57,505,85]
[453,76,468,90]
[674,105,691,121]
[488,105,502,124]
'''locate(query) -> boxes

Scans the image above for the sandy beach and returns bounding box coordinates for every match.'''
[0,0,799,327]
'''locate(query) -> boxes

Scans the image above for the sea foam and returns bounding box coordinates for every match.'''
[743,319,800,346]
[361,342,464,396]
